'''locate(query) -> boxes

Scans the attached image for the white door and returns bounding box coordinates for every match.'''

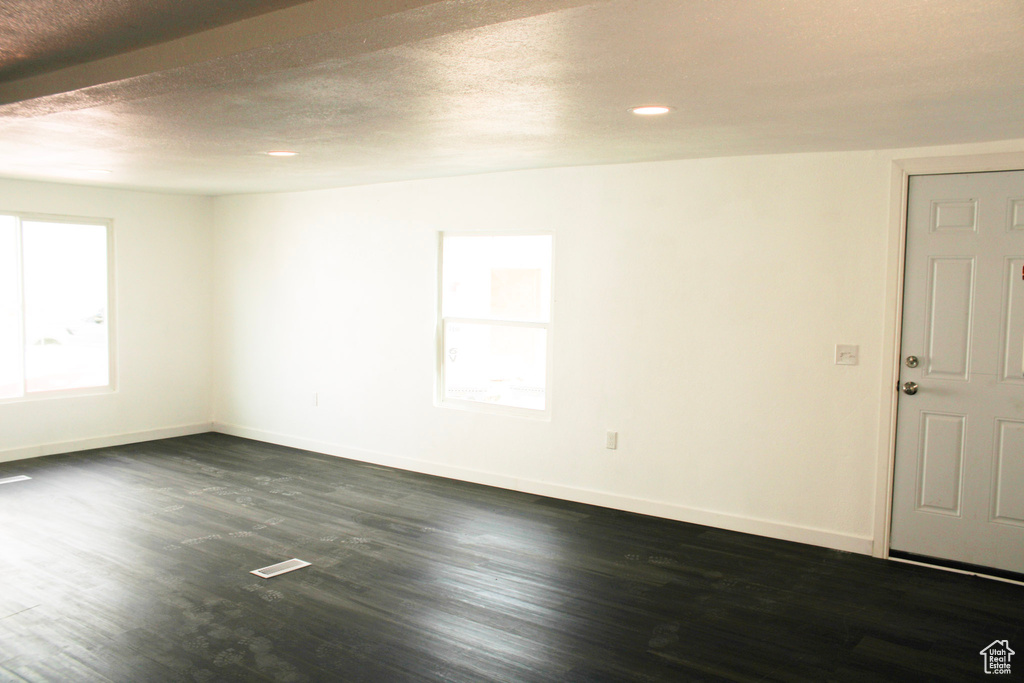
[890,170,1024,576]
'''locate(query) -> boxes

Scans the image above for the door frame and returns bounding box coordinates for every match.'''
[874,151,1024,561]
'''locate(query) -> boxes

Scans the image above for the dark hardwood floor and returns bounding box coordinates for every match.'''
[0,433,1021,682]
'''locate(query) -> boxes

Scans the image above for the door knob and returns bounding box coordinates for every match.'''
[902,381,919,395]
[905,356,919,368]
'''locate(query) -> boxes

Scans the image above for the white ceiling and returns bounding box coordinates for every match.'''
[1,0,1023,195]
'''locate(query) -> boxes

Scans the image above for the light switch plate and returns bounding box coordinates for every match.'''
[835,344,859,366]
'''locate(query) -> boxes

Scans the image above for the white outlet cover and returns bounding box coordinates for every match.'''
[835,344,859,366]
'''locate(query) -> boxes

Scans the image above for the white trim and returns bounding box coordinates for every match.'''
[0,384,116,405]
[14,215,26,397]
[436,231,555,420]
[0,422,213,464]
[105,219,119,395]
[0,212,116,402]
[888,556,1024,587]
[436,394,553,420]
[443,316,548,328]
[876,151,1024,559]
[214,421,874,555]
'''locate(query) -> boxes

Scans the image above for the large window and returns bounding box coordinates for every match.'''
[439,233,552,413]
[0,215,112,400]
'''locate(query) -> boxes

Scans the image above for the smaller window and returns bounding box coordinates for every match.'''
[439,233,552,413]
[0,215,113,400]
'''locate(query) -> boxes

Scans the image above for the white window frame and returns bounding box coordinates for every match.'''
[0,212,116,403]
[436,231,554,419]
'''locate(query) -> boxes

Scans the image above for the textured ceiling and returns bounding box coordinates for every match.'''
[0,0,312,81]
[0,0,1023,195]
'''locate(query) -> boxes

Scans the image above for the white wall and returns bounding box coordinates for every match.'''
[0,179,214,461]
[5,139,1015,554]
[212,148,914,554]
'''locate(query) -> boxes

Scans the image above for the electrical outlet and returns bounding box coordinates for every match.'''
[606,431,618,449]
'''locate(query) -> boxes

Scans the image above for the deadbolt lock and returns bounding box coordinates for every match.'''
[905,355,919,368]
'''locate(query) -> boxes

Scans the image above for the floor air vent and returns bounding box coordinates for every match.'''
[250,558,311,578]
[0,476,31,485]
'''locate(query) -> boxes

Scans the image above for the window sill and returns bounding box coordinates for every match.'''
[437,397,551,421]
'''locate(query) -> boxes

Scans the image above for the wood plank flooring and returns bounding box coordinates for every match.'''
[0,433,1021,682]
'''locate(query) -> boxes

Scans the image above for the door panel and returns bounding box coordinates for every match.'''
[993,419,1024,526]
[1012,200,1024,231]
[931,199,977,233]
[999,258,1024,383]
[915,412,965,515]
[924,257,975,380]
[891,170,1024,575]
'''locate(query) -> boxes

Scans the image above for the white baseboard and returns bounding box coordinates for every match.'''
[213,422,874,556]
[0,422,214,464]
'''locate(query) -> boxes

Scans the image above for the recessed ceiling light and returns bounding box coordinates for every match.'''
[630,105,672,116]
[266,150,298,157]
[87,169,112,175]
